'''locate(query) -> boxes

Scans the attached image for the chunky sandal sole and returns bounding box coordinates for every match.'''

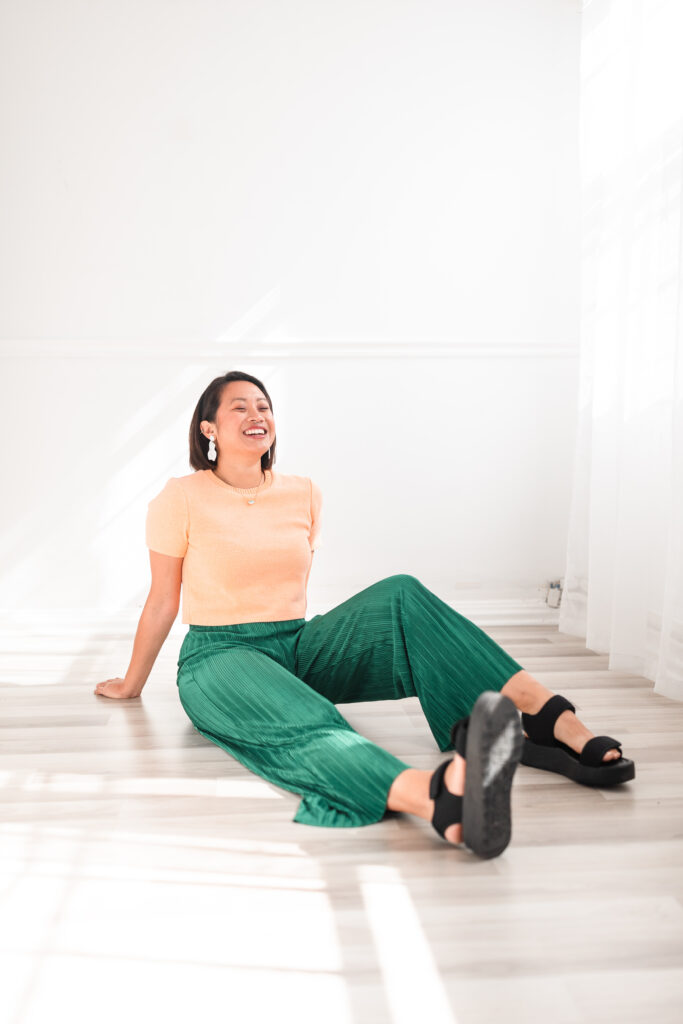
[520,694,636,787]
[521,738,636,786]
[461,692,524,859]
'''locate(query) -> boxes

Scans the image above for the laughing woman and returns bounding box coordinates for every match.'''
[94,371,635,859]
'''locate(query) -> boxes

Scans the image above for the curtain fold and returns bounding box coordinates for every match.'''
[559,0,683,700]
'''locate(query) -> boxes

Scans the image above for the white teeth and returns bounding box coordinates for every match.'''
[244,430,266,435]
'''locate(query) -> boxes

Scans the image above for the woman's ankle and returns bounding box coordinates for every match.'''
[386,768,433,819]
[501,670,554,714]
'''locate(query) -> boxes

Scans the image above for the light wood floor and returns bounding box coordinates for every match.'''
[1,624,682,1024]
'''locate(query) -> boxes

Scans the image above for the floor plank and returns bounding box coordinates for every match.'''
[0,625,682,1024]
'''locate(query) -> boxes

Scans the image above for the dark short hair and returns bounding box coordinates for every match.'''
[188,371,276,472]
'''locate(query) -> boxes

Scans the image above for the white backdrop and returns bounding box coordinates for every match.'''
[0,0,581,629]
[560,0,683,700]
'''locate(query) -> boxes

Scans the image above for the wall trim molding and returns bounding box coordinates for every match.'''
[0,599,561,640]
[0,339,580,360]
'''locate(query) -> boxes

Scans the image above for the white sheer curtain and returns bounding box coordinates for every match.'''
[559,0,683,701]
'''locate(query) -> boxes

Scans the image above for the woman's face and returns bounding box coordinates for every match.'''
[202,381,275,460]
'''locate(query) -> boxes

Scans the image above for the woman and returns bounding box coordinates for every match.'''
[94,371,635,859]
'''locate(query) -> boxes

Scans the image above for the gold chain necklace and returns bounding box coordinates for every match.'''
[212,469,266,504]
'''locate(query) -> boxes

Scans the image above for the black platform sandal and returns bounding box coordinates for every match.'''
[430,691,523,860]
[520,694,635,786]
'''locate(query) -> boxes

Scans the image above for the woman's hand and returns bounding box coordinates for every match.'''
[94,677,137,699]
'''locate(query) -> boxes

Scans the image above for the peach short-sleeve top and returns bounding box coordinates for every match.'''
[145,468,322,625]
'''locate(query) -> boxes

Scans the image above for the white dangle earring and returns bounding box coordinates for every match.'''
[208,434,217,462]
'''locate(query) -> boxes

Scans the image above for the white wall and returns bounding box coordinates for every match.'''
[0,0,581,626]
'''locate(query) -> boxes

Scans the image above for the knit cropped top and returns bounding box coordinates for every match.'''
[145,468,323,625]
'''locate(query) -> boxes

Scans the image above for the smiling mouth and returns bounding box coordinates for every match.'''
[243,430,267,437]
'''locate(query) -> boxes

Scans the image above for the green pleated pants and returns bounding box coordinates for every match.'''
[176,573,525,829]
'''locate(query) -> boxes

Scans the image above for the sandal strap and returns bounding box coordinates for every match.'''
[521,694,575,746]
[429,758,463,840]
[449,715,470,757]
[580,735,622,766]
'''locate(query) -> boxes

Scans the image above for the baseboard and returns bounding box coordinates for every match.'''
[0,598,560,639]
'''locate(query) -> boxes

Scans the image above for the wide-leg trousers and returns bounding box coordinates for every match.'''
[176,574,525,829]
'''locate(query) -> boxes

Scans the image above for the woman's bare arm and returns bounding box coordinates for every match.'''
[124,598,179,696]
[94,552,182,699]
[94,599,178,698]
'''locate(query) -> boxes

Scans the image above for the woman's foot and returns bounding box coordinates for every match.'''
[522,711,621,762]
[429,694,522,857]
[389,694,522,855]
[387,759,467,845]
[502,671,621,763]
[431,753,465,846]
